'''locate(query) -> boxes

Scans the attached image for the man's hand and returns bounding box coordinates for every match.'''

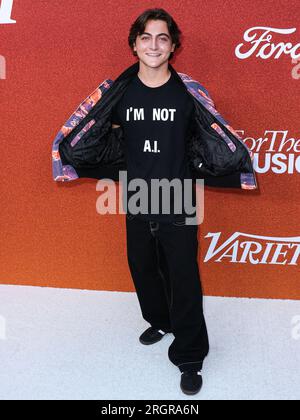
[112,124,121,129]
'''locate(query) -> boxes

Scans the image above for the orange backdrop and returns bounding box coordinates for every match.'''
[1,0,299,299]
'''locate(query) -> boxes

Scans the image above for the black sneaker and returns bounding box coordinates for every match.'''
[180,370,203,395]
[139,327,171,345]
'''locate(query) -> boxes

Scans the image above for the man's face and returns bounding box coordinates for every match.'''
[133,19,176,68]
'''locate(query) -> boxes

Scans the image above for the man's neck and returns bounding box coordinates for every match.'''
[137,62,171,87]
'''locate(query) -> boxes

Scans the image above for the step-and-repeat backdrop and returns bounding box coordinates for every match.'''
[1,0,299,299]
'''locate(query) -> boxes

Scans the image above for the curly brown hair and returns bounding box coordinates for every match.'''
[128,8,182,61]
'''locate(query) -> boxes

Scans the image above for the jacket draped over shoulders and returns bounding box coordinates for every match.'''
[51,62,258,191]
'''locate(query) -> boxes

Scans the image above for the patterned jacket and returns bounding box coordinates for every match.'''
[51,61,258,190]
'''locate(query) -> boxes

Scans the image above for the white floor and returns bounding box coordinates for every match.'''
[0,285,299,400]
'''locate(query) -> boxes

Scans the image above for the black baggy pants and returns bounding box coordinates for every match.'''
[125,214,209,372]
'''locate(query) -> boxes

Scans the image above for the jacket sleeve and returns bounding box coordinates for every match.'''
[194,83,257,190]
[203,172,242,189]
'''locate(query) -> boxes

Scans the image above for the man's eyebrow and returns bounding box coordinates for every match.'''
[140,32,170,38]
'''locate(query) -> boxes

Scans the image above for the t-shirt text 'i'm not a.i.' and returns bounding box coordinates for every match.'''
[111,71,196,222]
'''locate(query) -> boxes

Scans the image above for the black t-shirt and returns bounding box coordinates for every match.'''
[111,71,196,223]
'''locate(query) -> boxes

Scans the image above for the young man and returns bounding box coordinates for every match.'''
[52,7,257,396]
[111,9,209,396]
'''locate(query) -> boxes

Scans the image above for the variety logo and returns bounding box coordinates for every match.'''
[204,232,300,265]
[236,130,300,174]
[0,0,16,80]
[0,0,15,24]
[235,26,300,60]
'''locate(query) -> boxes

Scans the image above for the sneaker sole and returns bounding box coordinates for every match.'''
[139,331,170,345]
[180,383,202,395]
